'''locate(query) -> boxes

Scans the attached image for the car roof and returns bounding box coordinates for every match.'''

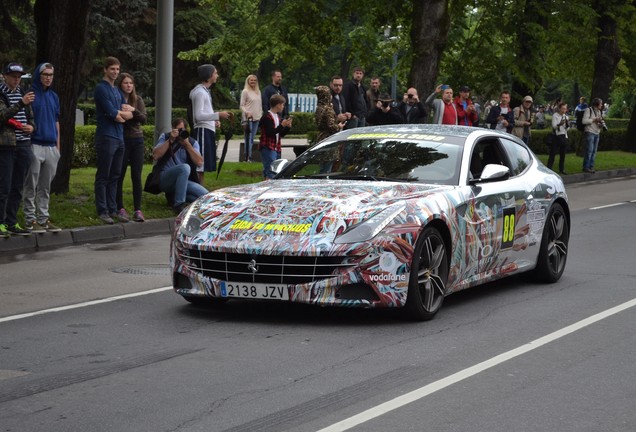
[333,124,510,142]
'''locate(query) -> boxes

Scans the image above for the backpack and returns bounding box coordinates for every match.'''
[575,108,585,131]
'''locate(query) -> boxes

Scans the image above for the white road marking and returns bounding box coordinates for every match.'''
[0,287,173,324]
[590,202,628,210]
[317,297,636,432]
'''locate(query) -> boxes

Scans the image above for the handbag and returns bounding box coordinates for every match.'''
[143,164,163,194]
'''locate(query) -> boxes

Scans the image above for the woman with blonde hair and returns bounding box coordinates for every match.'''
[239,74,262,162]
[116,72,147,222]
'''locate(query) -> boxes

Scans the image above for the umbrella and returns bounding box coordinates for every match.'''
[216,128,234,180]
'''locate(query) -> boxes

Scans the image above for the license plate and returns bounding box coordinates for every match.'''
[220,282,289,300]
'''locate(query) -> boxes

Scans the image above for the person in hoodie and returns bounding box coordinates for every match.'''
[189,64,232,183]
[23,62,62,233]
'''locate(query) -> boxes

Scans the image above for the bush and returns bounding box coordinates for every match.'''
[528,128,627,155]
[72,112,319,167]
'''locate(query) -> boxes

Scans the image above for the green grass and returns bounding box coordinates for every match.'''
[29,150,636,229]
[44,161,263,229]
[536,150,636,174]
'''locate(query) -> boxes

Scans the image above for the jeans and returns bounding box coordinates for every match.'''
[116,136,145,211]
[260,147,281,179]
[24,144,60,224]
[583,132,600,170]
[94,135,124,216]
[243,120,259,161]
[0,145,33,226]
[159,164,208,207]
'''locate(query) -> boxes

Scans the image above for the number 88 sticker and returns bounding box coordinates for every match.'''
[501,207,516,249]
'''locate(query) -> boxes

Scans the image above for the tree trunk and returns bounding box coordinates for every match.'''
[408,0,450,98]
[590,0,621,101]
[510,0,549,106]
[34,0,91,194]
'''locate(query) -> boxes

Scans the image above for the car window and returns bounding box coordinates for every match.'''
[500,138,532,176]
[279,138,464,185]
[469,139,510,179]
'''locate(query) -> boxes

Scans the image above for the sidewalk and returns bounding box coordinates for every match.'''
[2,166,635,256]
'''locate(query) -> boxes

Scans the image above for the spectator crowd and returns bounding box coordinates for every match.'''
[0,59,608,236]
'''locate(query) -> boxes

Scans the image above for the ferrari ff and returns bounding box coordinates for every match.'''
[170,125,570,321]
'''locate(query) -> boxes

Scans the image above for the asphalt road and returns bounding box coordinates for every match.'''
[1,177,635,432]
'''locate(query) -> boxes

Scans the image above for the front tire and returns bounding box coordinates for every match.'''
[404,226,449,321]
[532,202,569,282]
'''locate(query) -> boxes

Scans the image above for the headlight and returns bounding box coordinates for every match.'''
[178,201,204,238]
[334,201,405,244]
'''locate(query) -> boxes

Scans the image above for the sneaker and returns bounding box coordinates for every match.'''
[99,213,115,224]
[173,203,189,215]
[25,220,47,233]
[8,224,31,236]
[0,224,9,239]
[42,220,62,232]
[117,208,130,223]
[133,210,145,222]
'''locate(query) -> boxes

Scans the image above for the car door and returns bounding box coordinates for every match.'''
[463,136,533,281]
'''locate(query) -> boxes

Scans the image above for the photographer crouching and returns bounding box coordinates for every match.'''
[152,118,208,213]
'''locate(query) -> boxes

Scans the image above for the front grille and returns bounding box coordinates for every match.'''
[179,250,358,285]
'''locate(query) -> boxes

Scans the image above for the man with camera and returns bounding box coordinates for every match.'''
[581,98,606,174]
[366,94,404,125]
[397,87,428,124]
[153,118,208,214]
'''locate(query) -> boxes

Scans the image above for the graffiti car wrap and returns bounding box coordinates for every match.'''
[171,125,569,321]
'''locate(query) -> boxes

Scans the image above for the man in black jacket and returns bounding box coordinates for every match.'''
[397,87,428,124]
[343,67,367,128]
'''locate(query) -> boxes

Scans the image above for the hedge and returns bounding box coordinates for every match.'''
[71,124,627,168]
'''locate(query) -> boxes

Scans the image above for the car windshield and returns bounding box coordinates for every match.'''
[277,138,463,185]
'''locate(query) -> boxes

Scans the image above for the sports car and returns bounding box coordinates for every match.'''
[171,125,570,321]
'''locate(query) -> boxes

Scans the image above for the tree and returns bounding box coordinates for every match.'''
[408,0,451,98]
[34,0,92,194]
[590,0,623,101]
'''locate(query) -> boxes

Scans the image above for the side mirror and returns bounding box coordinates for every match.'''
[470,164,510,184]
[270,159,290,175]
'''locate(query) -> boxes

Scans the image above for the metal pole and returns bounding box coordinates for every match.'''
[391,51,397,101]
[155,0,174,141]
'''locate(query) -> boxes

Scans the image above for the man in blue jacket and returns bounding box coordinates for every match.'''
[23,62,62,233]
[93,57,134,224]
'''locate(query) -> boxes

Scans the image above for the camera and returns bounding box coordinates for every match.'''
[178,128,189,140]
[601,120,608,131]
[381,101,390,108]
[407,94,414,99]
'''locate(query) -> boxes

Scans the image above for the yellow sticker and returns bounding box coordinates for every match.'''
[230,219,312,233]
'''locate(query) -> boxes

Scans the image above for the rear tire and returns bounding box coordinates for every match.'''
[532,202,569,283]
[404,226,449,321]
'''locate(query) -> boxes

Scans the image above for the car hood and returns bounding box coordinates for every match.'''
[182,179,451,252]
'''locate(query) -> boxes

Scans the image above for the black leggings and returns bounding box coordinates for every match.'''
[547,135,567,172]
[116,137,145,211]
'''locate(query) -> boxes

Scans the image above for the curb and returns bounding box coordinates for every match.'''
[2,167,635,256]
[0,218,175,256]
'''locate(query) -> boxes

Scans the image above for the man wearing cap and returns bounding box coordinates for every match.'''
[366,94,405,126]
[512,96,534,144]
[189,64,232,183]
[454,86,478,127]
[93,56,134,224]
[0,62,36,236]
[23,62,62,233]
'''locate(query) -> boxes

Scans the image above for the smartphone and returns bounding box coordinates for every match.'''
[440,84,449,90]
